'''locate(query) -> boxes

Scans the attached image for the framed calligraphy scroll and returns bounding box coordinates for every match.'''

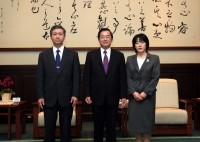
[0,0,199,49]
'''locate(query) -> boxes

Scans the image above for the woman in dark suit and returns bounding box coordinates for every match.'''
[126,33,160,142]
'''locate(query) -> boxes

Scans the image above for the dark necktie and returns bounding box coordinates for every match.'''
[103,50,108,73]
[56,50,60,71]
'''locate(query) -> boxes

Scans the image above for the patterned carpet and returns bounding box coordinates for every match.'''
[0,122,200,142]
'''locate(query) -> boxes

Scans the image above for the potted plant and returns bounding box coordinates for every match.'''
[0,76,15,101]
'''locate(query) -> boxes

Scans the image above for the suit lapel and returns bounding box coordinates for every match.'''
[58,47,70,74]
[107,49,115,74]
[132,55,140,73]
[139,53,151,72]
[60,47,67,70]
[95,49,106,74]
[47,48,57,73]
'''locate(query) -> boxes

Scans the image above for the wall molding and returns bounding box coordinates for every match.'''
[0,46,200,52]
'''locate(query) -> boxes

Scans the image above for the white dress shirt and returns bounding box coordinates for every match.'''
[53,46,64,61]
[100,47,111,62]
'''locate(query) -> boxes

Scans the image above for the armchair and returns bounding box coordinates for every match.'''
[32,101,82,138]
[153,78,193,135]
[119,78,193,136]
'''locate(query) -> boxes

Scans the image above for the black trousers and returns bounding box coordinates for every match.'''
[43,102,73,142]
[92,102,118,142]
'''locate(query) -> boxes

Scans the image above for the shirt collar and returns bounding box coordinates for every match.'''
[100,47,111,55]
[53,46,64,54]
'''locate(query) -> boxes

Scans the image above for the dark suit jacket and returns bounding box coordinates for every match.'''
[126,53,160,99]
[37,47,80,107]
[84,48,127,106]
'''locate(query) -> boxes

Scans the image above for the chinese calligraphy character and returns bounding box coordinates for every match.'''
[138,17,146,32]
[124,23,135,36]
[164,20,175,33]
[178,22,188,34]
[99,0,108,14]
[97,15,107,30]
[83,1,92,8]
[31,0,39,13]
[41,0,54,8]
[112,18,119,34]
[154,5,161,18]
[42,31,49,40]
[70,21,78,34]
[165,0,173,8]
[153,29,162,39]
[166,10,172,18]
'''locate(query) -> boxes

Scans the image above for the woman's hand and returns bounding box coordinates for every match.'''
[140,92,147,99]
[133,92,143,101]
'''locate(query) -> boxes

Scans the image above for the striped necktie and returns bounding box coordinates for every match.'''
[103,50,108,73]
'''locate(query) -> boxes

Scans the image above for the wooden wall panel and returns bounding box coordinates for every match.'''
[0,64,200,122]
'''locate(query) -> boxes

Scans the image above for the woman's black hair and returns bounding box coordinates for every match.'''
[132,33,149,53]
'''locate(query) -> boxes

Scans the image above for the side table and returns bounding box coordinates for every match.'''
[0,100,27,140]
[191,98,200,130]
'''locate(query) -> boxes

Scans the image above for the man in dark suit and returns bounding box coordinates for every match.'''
[84,28,127,142]
[37,25,80,142]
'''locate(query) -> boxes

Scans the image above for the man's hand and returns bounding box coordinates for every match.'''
[38,98,45,109]
[71,96,78,107]
[120,98,127,108]
[85,97,92,104]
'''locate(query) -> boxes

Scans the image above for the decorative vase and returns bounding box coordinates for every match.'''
[1,93,12,101]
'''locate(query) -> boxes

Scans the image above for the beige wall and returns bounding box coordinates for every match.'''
[0,50,199,65]
[0,1,199,65]
[0,1,199,48]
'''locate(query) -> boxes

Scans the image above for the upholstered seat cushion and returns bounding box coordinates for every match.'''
[155,108,188,124]
[156,79,179,108]
[38,109,76,126]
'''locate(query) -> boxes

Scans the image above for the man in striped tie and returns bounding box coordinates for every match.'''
[84,28,127,142]
[37,25,80,142]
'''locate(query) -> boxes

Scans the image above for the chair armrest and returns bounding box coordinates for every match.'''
[179,99,193,111]
[179,99,193,125]
[32,101,40,138]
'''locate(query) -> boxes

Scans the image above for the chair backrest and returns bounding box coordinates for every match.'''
[156,78,179,108]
